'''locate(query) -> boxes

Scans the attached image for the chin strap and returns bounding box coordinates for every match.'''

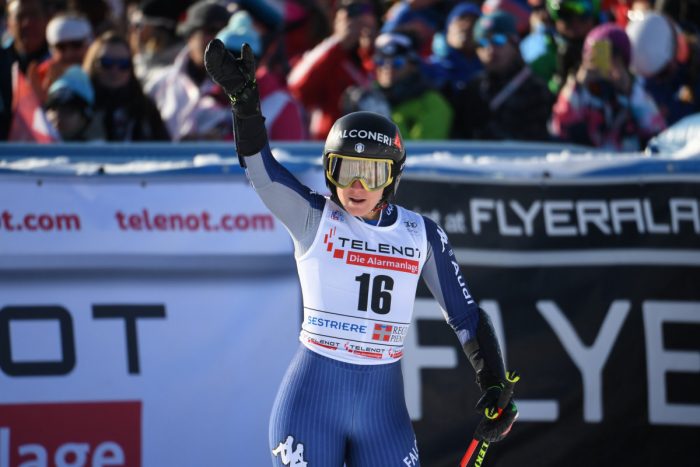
[371,201,388,213]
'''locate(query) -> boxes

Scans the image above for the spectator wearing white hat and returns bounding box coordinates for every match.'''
[626,12,700,127]
[30,12,92,103]
[217,10,307,141]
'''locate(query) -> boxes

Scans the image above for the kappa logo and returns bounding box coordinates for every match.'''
[436,225,449,253]
[272,435,307,466]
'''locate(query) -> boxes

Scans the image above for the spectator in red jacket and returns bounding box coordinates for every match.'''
[288,0,378,140]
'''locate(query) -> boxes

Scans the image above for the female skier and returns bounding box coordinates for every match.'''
[204,39,518,467]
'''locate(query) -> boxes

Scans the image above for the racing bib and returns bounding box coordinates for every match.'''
[296,200,427,364]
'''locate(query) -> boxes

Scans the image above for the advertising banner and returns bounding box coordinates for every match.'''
[397,176,700,466]
[1,169,699,466]
[0,273,300,467]
[0,177,290,258]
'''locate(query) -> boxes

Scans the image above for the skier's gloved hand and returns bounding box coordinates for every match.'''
[204,39,267,157]
[473,384,518,442]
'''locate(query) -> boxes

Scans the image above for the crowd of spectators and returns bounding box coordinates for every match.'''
[1,0,698,152]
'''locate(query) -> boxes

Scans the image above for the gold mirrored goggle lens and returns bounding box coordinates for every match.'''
[326,154,393,191]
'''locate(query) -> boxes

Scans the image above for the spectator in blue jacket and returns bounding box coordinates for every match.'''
[426,2,483,99]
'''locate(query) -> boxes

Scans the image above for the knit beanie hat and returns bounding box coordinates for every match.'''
[216,10,262,57]
[583,23,632,68]
[46,65,95,109]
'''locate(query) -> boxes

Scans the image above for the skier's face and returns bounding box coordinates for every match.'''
[337,180,384,220]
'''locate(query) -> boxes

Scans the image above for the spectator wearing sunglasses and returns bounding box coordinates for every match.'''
[83,31,169,141]
[372,32,453,139]
[145,0,232,140]
[29,12,92,104]
[288,0,378,140]
[451,11,553,141]
[550,23,665,151]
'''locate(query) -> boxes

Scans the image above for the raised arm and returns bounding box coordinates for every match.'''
[204,39,325,243]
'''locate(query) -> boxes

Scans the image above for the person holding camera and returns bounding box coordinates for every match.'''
[288,0,378,140]
[550,23,666,151]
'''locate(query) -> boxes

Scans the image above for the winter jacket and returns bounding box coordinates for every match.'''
[257,66,307,140]
[288,36,372,140]
[379,73,453,140]
[146,47,230,141]
[550,76,666,151]
[451,64,553,141]
[93,82,170,141]
[391,89,453,140]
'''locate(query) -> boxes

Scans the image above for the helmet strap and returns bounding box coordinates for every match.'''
[371,201,388,213]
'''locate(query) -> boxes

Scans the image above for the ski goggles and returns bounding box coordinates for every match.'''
[326,154,394,191]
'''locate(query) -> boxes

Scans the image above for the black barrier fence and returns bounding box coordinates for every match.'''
[397,177,700,467]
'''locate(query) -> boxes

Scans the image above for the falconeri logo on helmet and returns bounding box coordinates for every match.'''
[330,128,393,146]
[355,143,365,153]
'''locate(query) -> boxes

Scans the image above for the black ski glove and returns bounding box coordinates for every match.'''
[473,383,519,442]
[204,39,267,157]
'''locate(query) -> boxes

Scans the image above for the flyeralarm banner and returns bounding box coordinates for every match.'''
[396,176,700,467]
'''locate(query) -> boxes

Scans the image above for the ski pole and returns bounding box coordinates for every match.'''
[459,371,520,467]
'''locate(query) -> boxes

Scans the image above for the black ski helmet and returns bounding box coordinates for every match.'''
[323,111,406,205]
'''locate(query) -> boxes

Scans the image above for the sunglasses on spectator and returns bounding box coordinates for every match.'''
[374,56,407,69]
[345,3,373,18]
[99,56,131,71]
[477,34,509,48]
[55,40,86,51]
